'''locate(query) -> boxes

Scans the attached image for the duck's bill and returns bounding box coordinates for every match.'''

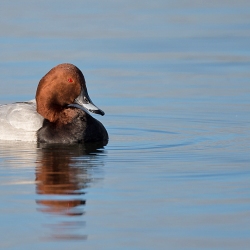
[70,89,105,116]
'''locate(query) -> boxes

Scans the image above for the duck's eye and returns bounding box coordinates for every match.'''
[68,78,73,83]
[84,97,89,104]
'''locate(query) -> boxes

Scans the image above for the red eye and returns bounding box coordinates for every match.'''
[68,78,73,83]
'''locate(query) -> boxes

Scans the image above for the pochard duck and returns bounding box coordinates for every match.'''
[0,63,108,144]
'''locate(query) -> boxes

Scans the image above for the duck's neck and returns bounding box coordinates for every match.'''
[37,101,61,123]
[40,104,78,125]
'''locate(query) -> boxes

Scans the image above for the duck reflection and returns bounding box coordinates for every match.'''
[35,142,106,239]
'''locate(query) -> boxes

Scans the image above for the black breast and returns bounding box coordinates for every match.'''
[37,110,108,144]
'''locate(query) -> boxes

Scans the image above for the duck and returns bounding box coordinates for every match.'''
[0,63,108,144]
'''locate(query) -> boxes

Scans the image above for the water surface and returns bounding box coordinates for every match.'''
[0,1,250,249]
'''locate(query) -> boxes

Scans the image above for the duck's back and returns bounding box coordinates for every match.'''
[0,100,44,141]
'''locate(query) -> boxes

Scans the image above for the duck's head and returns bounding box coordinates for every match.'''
[36,63,104,123]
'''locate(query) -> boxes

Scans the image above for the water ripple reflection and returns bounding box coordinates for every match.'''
[35,143,106,241]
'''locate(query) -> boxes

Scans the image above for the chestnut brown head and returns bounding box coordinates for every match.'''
[36,63,104,123]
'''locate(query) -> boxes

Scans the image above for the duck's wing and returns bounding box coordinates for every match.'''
[0,101,44,132]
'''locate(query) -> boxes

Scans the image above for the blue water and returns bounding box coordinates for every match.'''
[0,1,250,249]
